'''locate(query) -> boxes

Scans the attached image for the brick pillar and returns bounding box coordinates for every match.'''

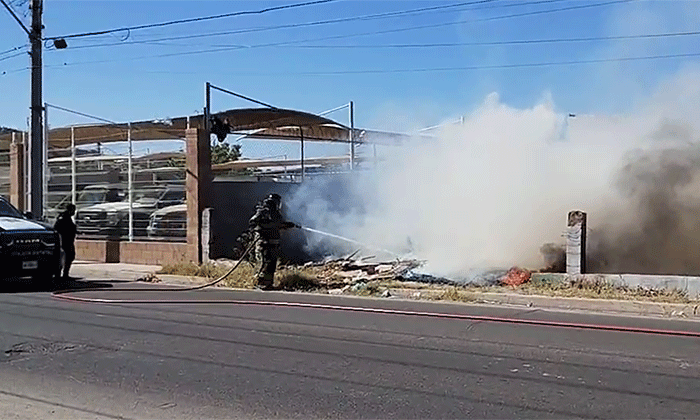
[185,128,212,263]
[9,133,25,211]
[566,210,587,275]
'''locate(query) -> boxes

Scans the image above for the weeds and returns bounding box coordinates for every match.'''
[276,268,320,291]
[158,262,230,279]
[430,286,479,303]
[157,260,697,304]
[517,276,694,303]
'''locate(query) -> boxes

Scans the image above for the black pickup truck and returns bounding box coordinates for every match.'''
[0,197,62,283]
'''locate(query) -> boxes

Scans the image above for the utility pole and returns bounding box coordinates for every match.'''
[29,0,43,220]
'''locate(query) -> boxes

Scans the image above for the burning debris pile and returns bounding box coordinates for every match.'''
[302,254,423,285]
[500,267,532,286]
[295,253,534,289]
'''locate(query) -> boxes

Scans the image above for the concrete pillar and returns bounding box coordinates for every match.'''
[185,128,212,263]
[566,210,587,275]
[9,133,26,211]
[201,207,212,264]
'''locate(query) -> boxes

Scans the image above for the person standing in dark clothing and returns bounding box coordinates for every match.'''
[248,194,299,290]
[54,204,77,279]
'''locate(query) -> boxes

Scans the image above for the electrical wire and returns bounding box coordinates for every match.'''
[43,0,340,41]
[38,0,635,69]
[63,28,700,53]
[56,0,614,53]
[33,51,700,76]
[253,0,633,49]
[61,0,506,50]
[0,0,30,35]
[286,30,700,49]
[0,44,27,56]
[0,51,25,62]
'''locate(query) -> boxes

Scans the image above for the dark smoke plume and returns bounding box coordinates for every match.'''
[589,144,700,275]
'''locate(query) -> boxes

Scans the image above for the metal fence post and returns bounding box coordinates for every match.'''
[349,101,355,170]
[42,104,48,219]
[128,122,133,242]
[299,126,305,182]
[71,125,76,205]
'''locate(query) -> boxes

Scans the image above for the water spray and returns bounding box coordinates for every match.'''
[299,226,402,258]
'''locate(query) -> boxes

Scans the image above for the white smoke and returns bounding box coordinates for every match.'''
[286,68,700,279]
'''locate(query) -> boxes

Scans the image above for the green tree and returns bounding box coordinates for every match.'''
[211,142,242,165]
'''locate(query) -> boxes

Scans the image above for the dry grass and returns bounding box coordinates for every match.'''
[429,286,479,303]
[275,267,320,291]
[158,261,323,290]
[158,262,227,278]
[158,261,257,289]
[157,261,697,304]
[516,277,695,304]
[221,262,257,289]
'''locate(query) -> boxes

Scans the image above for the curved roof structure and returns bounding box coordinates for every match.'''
[0,107,422,151]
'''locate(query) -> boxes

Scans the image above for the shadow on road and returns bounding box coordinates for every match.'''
[0,276,123,294]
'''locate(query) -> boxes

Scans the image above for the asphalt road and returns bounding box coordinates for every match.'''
[1,276,699,419]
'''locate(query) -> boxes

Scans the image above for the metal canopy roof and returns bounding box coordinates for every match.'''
[0,107,421,151]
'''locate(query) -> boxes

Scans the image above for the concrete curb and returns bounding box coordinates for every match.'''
[532,273,700,299]
[69,263,700,320]
[387,288,700,319]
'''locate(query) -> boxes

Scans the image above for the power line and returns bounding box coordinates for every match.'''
[39,29,700,68]
[256,0,634,48]
[0,0,29,35]
[59,0,565,51]
[15,51,696,77]
[0,44,28,56]
[265,52,700,75]
[0,51,25,62]
[41,0,633,66]
[287,31,700,49]
[43,0,341,41]
[0,66,28,75]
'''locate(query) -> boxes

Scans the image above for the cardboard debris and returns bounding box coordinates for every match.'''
[307,256,423,284]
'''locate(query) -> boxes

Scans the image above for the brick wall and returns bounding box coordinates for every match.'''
[76,239,195,265]
[9,135,25,211]
[120,241,195,265]
[76,239,120,263]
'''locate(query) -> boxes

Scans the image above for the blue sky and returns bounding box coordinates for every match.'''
[2,0,700,134]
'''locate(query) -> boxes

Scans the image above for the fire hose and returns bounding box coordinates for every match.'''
[51,228,700,339]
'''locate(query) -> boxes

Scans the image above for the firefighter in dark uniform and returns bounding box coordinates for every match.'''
[249,194,298,290]
[54,203,77,279]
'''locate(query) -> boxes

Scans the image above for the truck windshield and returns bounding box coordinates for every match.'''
[0,200,24,218]
[77,191,106,205]
[134,189,163,204]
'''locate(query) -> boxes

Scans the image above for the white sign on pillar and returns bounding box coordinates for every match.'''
[201,207,212,263]
[566,210,587,275]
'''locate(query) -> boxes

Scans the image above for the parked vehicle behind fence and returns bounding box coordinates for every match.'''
[45,184,125,225]
[147,203,187,238]
[76,185,185,238]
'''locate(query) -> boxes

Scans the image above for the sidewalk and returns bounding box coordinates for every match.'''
[68,262,700,320]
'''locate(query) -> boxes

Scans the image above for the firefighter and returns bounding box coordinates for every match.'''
[54,203,77,279]
[248,194,299,290]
